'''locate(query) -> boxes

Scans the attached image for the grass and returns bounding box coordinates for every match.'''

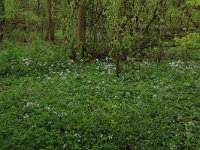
[0,43,200,149]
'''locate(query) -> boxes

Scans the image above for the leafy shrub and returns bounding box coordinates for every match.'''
[174,33,200,59]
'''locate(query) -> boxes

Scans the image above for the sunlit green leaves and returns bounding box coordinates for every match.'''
[175,33,200,48]
[186,0,200,6]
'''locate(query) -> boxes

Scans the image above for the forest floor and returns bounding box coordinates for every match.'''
[0,43,200,149]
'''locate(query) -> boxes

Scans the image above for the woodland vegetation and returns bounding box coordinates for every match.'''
[0,0,200,149]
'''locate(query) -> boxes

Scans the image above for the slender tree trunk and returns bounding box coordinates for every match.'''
[0,0,5,43]
[78,0,86,58]
[47,0,55,41]
[37,0,40,15]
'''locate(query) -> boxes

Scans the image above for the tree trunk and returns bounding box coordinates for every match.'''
[47,0,55,41]
[0,0,5,43]
[78,0,86,58]
[37,0,40,15]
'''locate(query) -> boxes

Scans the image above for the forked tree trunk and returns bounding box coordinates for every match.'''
[47,0,55,41]
[78,0,86,58]
[0,0,5,43]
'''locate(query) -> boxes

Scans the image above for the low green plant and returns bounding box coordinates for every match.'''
[1,43,200,149]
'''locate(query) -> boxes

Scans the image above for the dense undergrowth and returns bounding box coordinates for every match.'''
[0,43,200,149]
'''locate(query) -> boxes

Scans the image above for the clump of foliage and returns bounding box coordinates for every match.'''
[174,33,200,62]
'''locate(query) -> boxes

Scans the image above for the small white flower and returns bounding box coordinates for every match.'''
[87,80,92,83]
[23,114,29,119]
[125,92,131,97]
[22,58,33,66]
[187,122,194,126]
[153,94,157,98]
[44,106,51,111]
[112,105,117,109]
[46,76,51,80]
[63,144,67,148]
[177,115,182,120]
[60,72,64,76]
[184,83,190,86]
[144,61,150,66]
[25,102,40,108]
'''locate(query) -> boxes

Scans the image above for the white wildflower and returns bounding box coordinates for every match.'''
[44,106,51,111]
[23,114,29,119]
[22,58,33,66]
[24,102,40,108]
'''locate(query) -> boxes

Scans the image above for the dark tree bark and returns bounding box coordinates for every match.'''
[47,0,55,41]
[0,0,5,43]
[37,0,40,15]
[78,0,86,58]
